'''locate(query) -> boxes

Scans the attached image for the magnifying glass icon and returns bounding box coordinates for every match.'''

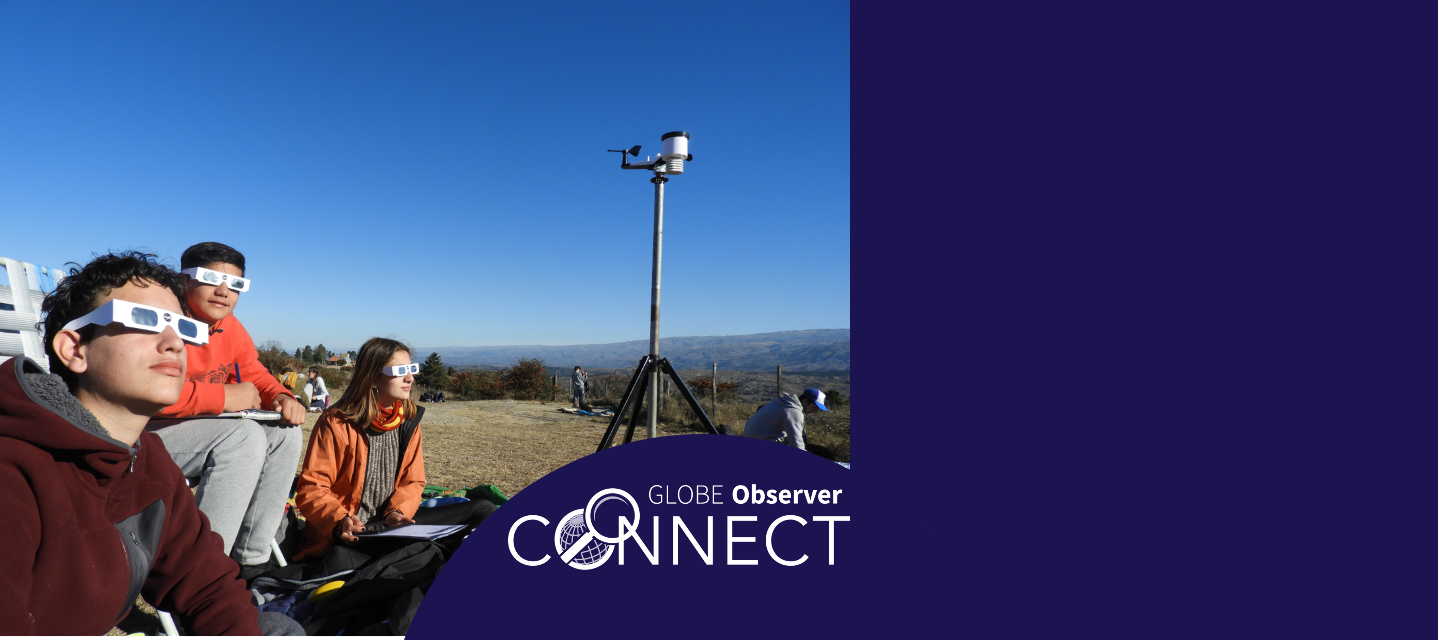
[559,488,641,564]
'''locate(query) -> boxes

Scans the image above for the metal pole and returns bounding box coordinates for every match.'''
[711,362,717,417]
[648,172,667,439]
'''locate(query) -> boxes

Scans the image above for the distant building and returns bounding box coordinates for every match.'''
[328,355,349,366]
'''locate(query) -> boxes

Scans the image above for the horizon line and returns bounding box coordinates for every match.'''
[316,328,851,352]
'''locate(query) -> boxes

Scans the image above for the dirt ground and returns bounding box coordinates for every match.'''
[295,398,691,497]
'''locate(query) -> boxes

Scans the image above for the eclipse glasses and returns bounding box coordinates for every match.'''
[382,363,420,377]
[61,300,209,345]
[180,267,251,292]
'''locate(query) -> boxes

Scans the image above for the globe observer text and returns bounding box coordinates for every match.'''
[507,486,850,568]
[649,484,843,506]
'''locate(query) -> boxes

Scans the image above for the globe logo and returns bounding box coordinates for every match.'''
[551,488,641,570]
[557,511,610,568]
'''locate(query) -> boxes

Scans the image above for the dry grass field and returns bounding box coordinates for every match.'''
[294,389,850,496]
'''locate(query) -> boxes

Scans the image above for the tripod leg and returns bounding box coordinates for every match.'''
[623,363,653,444]
[596,356,650,453]
[659,358,722,435]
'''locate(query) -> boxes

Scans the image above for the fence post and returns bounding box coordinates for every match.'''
[711,362,717,418]
[552,374,557,402]
[776,365,782,398]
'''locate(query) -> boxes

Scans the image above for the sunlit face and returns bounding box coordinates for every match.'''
[63,279,188,409]
[184,261,243,325]
[376,350,413,405]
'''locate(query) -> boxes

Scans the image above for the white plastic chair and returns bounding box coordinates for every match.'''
[0,257,66,372]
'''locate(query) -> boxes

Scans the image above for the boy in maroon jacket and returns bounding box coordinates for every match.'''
[0,252,301,635]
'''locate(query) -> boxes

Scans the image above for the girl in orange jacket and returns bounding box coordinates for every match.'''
[294,337,495,561]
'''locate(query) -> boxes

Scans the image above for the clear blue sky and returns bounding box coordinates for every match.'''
[0,2,849,353]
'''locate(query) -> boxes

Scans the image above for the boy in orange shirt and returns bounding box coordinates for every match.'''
[149,242,307,580]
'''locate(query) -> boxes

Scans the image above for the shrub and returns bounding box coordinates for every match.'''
[318,366,352,391]
[257,341,300,378]
[824,389,847,409]
[686,377,711,395]
[686,377,740,401]
[449,369,505,400]
[504,358,551,400]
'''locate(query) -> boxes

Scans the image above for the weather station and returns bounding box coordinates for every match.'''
[598,132,722,452]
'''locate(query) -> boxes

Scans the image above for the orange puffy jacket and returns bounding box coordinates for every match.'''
[293,408,426,561]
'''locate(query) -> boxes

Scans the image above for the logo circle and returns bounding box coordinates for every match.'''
[553,508,613,570]
[585,488,641,545]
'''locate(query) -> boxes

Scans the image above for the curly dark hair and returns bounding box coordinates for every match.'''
[41,251,186,390]
[180,242,246,275]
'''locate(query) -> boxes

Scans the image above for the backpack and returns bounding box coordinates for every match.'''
[250,539,447,635]
[302,541,447,635]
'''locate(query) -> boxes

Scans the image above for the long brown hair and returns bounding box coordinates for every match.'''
[330,337,417,429]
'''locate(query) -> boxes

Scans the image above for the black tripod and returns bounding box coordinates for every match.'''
[596,355,722,452]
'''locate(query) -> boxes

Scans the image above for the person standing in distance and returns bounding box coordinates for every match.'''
[571,365,587,408]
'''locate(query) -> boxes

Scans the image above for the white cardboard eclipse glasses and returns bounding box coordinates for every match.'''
[381,363,420,377]
[61,299,209,345]
[180,267,251,292]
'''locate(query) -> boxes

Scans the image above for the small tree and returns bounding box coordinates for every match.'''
[301,345,313,363]
[294,348,302,360]
[503,358,550,400]
[824,389,847,409]
[257,341,291,375]
[449,370,480,400]
[418,352,448,391]
[315,344,329,364]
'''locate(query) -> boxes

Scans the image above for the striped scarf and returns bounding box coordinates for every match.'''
[370,400,406,432]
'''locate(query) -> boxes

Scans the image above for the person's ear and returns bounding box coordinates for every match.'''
[51,329,90,376]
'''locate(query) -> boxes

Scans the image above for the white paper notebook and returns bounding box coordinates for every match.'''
[356,524,466,540]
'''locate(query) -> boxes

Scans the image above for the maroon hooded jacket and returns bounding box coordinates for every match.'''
[0,358,261,635]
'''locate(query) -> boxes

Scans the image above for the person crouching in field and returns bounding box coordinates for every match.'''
[294,337,497,560]
[743,388,828,451]
[306,366,329,412]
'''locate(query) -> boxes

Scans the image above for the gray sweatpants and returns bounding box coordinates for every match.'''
[149,418,302,565]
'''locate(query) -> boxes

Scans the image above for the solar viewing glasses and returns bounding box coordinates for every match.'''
[382,363,421,377]
[180,267,251,292]
[61,300,209,345]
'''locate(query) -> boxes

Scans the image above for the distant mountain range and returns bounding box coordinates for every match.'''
[418,329,850,370]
